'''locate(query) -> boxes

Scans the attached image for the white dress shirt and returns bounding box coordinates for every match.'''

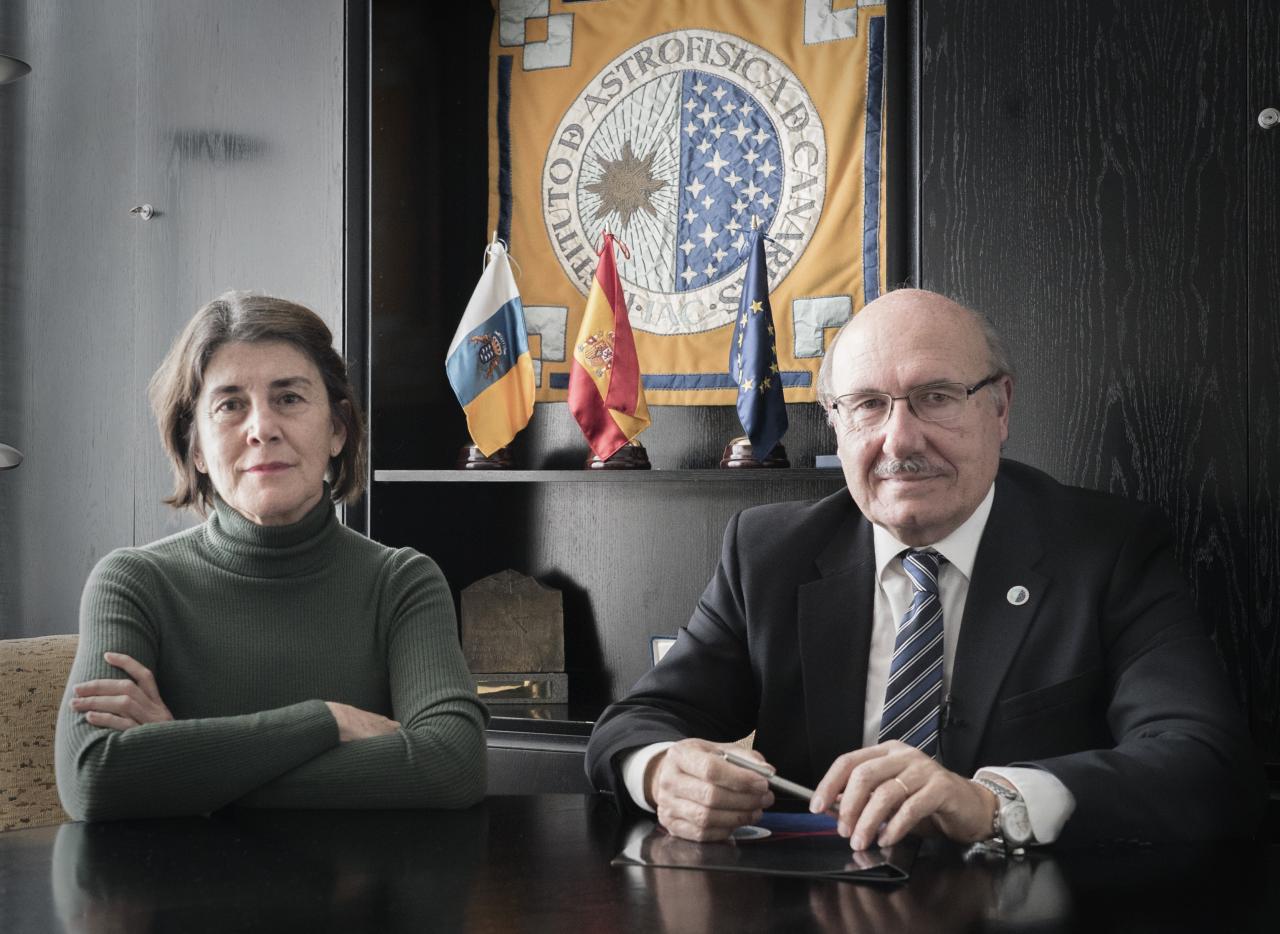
[621,483,1075,844]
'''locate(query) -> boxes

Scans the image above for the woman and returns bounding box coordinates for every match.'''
[55,292,487,821]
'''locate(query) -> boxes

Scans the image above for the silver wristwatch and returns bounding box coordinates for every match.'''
[974,777,1032,854]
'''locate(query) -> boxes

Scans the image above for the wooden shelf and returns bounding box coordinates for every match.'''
[374,468,845,483]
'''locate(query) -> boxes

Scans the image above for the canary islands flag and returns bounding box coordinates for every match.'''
[445,240,535,456]
[730,230,787,459]
[568,233,650,459]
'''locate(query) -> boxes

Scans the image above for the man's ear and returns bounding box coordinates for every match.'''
[995,376,1013,413]
[994,376,1013,442]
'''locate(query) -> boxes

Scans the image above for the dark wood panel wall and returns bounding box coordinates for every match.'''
[917,0,1274,760]
[1248,0,1280,764]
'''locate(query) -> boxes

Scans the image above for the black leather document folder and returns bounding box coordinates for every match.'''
[612,813,918,884]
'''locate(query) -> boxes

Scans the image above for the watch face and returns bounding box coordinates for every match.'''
[1003,803,1033,845]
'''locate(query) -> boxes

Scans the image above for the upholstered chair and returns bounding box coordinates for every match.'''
[0,635,77,831]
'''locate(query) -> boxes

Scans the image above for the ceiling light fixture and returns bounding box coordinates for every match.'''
[0,54,31,85]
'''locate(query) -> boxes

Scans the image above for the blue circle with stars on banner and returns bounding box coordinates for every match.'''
[544,30,825,337]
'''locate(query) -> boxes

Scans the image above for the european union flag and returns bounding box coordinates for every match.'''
[729,231,787,459]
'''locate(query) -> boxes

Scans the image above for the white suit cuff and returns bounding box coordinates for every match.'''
[620,742,677,813]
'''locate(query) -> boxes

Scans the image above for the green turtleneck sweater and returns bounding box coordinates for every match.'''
[55,493,488,822]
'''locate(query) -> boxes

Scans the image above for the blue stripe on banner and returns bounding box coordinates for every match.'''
[541,372,812,392]
[445,298,529,405]
[862,17,885,304]
[497,55,513,247]
[645,371,811,392]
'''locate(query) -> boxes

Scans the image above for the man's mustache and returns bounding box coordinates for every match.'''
[872,455,946,478]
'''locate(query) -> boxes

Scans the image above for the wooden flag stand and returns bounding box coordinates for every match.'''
[456,443,514,470]
[585,439,651,470]
[719,436,790,468]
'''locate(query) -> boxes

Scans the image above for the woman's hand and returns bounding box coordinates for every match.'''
[324,702,400,742]
[69,652,175,730]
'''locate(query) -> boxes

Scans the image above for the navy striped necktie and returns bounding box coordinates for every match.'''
[878,549,945,757]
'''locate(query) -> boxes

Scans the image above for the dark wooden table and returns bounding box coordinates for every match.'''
[0,795,1275,933]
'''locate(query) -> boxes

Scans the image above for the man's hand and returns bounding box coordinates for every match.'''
[69,652,175,730]
[325,702,400,742]
[646,738,776,842]
[810,741,998,849]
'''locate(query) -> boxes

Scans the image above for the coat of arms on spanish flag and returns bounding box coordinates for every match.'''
[488,0,888,405]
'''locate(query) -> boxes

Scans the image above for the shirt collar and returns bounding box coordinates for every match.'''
[872,482,996,582]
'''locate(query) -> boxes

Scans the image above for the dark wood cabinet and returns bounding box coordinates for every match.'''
[362,2,865,732]
[357,0,1278,788]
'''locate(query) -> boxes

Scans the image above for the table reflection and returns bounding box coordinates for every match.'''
[634,832,1073,934]
[50,809,488,934]
[7,796,1269,934]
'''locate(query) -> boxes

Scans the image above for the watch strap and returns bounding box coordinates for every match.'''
[974,776,1019,803]
[973,777,1028,852]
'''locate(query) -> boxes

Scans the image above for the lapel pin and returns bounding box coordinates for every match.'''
[1006,586,1030,606]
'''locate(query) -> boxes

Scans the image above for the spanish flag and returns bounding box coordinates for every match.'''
[568,233,650,459]
[445,240,535,456]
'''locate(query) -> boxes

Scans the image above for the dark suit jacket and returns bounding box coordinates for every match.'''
[586,460,1263,844]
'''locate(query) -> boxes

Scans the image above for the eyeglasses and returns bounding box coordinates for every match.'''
[829,375,1002,432]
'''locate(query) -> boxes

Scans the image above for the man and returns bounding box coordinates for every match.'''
[586,289,1262,850]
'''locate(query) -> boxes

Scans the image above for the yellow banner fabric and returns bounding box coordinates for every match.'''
[488,0,888,404]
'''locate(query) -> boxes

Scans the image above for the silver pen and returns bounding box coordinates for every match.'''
[721,750,832,812]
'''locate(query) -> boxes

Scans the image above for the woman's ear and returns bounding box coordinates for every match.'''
[331,400,350,457]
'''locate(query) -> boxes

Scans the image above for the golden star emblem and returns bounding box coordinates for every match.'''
[584,141,665,230]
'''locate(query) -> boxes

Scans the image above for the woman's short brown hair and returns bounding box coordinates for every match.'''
[149,291,367,513]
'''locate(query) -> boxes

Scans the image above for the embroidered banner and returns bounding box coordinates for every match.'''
[488,0,888,404]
